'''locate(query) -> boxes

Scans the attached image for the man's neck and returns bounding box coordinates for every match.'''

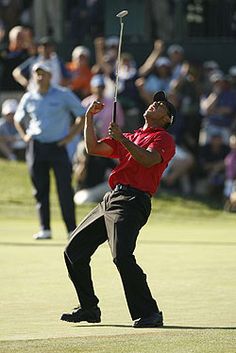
[143,122,161,130]
[38,84,50,94]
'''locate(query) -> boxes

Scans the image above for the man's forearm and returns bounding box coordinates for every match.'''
[68,116,85,139]
[119,135,161,167]
[84,112,98,154]
[14,121,27,140]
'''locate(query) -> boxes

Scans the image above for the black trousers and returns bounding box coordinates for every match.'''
[26,140,76,232]
[64,188,159,320]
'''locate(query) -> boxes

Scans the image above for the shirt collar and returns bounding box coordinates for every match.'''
[135,126,165,133]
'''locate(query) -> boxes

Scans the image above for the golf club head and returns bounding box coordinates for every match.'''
[116,10,128,18]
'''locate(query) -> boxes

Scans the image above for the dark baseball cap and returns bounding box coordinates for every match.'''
[153,91,176,125]
[38,36,55,46]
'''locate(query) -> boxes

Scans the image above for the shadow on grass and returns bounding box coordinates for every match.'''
[163,325,236,330]
[0,241,65,247]
[74,324,236,330]
[1,239,236,247]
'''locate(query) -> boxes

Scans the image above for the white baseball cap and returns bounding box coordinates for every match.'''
[209,71,224,83]
[72,46,90,59]
[203,60,219,70]
[167,44,184,56]
[32,62,52,74]
[155,57,171,67]
[2,99,18,115]
[105,36,119,47]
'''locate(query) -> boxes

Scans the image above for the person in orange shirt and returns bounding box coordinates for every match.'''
[66,46,93,99]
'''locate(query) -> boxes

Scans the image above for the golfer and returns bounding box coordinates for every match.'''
[14,62,86,240]
[61,91,176,328]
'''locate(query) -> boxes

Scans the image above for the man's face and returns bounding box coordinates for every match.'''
[144,101,171,127]
[4,113,14,123]
[74,54,89,67]
[38,43,54,58]
[33,69,51,86]
[145,101,169,118]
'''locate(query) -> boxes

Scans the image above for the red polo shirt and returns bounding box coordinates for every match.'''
[100,127,175,195]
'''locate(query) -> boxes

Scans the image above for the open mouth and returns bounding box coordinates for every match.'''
[147,103,157,112]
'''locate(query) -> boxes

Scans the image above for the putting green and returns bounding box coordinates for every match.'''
[0,160,235,352]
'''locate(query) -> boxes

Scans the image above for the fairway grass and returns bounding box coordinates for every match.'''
[0,160,236,352]
[1,330,235,353]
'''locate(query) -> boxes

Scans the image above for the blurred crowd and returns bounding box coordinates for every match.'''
[0,2,236,213]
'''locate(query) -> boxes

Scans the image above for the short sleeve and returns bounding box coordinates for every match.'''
[149,132,175,163]
[14,93,29,123]
[99,136,120,158]
[65,89,86,117]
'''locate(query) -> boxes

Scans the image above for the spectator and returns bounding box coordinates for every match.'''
[66,45,93,99]
[224,133,236,211]
[113,52,142,132]
[81,74,124,136]
[197,132,230,199]
[138,39,165,78]
[32,0,63,43]
[202,60,220,94]
[0,98,25,160]
[136,40,172,105]
[0,19,6,47]
[93,36,119,76]
[200,72,236,145]
[167,44,185,80]
[0,0,23,33]
[73,140,115,204]
[13,35,70,91]
[136,56,172,105]
[93,36,120,99]
[171,61,203,157]
[146,0,173,40]
[228,65,236,90]
[14,62,86,240]
[19,1,34,28]
[21,25,35,54]
[161,144,194,195]
[67,0,104,46]
[0,25,29,92]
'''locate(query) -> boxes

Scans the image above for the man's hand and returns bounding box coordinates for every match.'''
[57,136,71,147]
[86,101,104,116]
[23,134,32,143]
[108,122,123,141]
[154,39,164,54]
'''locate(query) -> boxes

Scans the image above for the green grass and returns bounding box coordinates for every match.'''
[0,159,236,353]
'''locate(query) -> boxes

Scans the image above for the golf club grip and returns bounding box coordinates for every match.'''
[112,101,117,123]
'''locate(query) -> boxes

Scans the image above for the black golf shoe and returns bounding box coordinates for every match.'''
[133,311,163,328]
[60,306,101,323]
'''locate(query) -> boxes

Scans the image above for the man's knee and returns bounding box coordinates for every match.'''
[113,255,135,270]
[64,248,90,268]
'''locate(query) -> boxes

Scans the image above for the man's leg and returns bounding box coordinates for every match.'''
[61,202,107,322]
[51,146,76,233]
[26,141,51,231]
[105,191,160,321]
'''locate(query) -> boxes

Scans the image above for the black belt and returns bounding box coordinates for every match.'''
[114,184,151,198]
[34,139,60,146]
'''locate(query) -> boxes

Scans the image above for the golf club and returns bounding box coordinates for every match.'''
[112,9,128,123]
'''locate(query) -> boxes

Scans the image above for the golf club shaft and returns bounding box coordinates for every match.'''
[112,20,124,123]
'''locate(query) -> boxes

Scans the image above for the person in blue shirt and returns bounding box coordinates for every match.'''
[14,62,86,240]
[0,98,26,160]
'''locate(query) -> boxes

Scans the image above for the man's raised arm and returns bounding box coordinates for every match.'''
[84,101,114,157]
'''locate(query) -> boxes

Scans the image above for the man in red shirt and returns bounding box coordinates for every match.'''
[61,91,176,327]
